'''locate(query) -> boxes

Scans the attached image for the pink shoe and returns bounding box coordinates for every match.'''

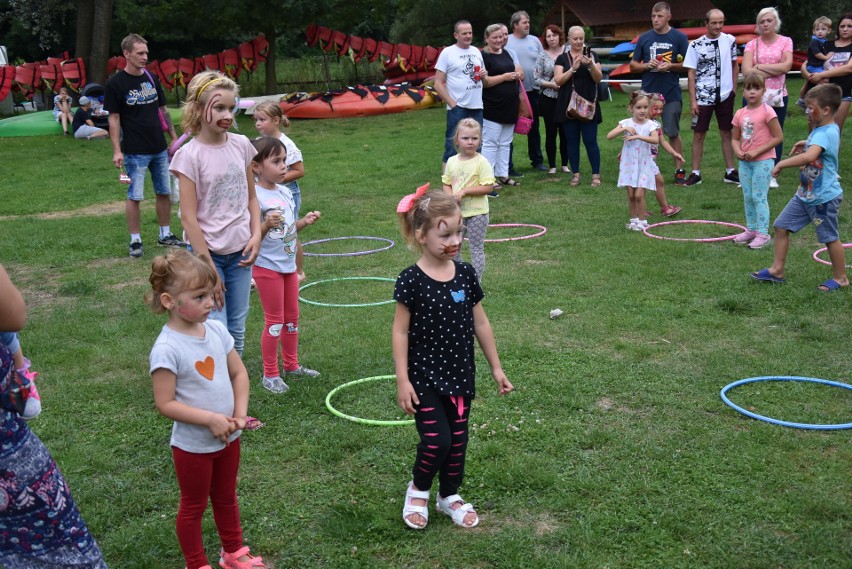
[748,233,771,249]
[733,230,756,245]
[219,546,265,569]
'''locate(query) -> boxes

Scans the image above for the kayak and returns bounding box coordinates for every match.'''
[279,84,440,119]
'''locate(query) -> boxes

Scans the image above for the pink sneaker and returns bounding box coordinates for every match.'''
[219,546,265,569]
[733,230,756,245]
[748,233,771,249]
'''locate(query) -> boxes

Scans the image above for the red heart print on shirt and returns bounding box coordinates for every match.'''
[195,356,215,380]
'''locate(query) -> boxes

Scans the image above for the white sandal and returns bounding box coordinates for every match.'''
[402,481,430,529]
[436,493,479,528]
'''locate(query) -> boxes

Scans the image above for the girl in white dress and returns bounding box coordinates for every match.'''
[607,91,659,230]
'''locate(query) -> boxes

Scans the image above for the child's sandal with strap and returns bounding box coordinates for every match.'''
[403,481,430,529]
[219,546,265,569]
[436,493,479,528]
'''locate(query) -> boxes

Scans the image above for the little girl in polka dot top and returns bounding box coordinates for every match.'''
[392,186,513,531]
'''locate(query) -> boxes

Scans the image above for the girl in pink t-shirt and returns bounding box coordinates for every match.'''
[731,73,784,249]
[170,70,261,355]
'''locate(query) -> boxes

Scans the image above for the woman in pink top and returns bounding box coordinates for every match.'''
[741,7,793,184]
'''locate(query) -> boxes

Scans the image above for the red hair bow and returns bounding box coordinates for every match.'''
[396,182,430,213]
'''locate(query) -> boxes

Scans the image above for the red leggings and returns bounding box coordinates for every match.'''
[172,439,243,569]
[252,265,301,377]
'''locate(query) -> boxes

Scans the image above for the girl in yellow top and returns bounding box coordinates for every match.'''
[441,119,496,282]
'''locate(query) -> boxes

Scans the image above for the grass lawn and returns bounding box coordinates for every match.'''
[0,78,850,568]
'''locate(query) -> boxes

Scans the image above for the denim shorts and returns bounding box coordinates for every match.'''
[774,195,843,244]
[125,150,171,201]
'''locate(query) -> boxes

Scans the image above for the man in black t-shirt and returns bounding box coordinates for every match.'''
[104,33,184,258]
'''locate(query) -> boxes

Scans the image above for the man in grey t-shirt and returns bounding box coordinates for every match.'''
[506,10,546,171]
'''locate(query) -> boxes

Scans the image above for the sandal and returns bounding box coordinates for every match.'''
[436,493,479,528]
[219,546,265,568]
[498,177,520,187]
[403,481,430,529]
[591,175,602,187]
[570,173,581,187]
[661,205,682,217]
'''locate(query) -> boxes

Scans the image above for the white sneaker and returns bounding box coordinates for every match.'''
[769,177,779,188]
[262,375,290,393]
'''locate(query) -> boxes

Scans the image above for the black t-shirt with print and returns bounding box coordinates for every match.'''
[394,261,484,398]
[104,70,168,155]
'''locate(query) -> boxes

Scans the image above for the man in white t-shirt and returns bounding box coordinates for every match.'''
[434,20,485,169]
[683,9,740,186]
[506,10,546,171]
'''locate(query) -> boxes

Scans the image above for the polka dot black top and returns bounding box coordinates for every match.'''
[394,261,484,398]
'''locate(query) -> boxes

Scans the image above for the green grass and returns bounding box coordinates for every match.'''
[1,77,850,568]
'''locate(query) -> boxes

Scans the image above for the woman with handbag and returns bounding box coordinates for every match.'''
[534,25,569,175]
[741,7,793,186]
[554,26,603,187]
[481,23,523,188]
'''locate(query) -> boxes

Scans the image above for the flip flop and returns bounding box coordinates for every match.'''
[818,278,843,292]
[750,268,785,284]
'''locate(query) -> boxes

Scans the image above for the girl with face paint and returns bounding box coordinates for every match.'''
[170,71,262,357]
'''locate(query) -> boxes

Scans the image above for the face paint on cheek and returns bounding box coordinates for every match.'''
[204,93,221,125]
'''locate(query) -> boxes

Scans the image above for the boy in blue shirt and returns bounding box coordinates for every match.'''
[752,84,848,291]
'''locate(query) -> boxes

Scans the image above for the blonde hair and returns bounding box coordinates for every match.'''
[813,16,832,31]
[452,118,481,150]
[398,191,461,251]
[145,250,218,314]
[254,100,290,129]
[755,7,781,33]
[180,70,239,135]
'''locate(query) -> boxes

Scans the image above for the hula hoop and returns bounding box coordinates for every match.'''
[643,220,748,242]
[299,276,395,307]
[481,223,548,243]
[326,375,414,426]
[812,243,852,267]
[720,376,852,430]
[302,236,394,257]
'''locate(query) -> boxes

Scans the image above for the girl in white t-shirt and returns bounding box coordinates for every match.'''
[254,101,309,282]
[170,70,261,356]
[146,249,264,569]
[249,137,321,393]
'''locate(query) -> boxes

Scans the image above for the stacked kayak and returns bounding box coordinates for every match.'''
[280,83,440,119]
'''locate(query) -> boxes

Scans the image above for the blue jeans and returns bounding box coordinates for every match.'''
[285,181,301,218]
[443,106,483,163]
[561,119,601,175]
[208,251,252,356]
[125,150,171,201]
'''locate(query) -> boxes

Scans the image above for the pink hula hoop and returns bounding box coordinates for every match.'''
[643,220,748,242]
[812,243,852,266]
[481,223,547,243]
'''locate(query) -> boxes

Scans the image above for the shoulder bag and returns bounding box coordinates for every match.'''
[566,54,597,122]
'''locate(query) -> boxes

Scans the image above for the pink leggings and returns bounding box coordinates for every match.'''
[172,439,243,569]
[252,266,301,377]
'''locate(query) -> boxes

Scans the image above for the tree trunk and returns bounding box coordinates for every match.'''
[263,27,277,94]
[74,0,95,62]
[88,0,114,85]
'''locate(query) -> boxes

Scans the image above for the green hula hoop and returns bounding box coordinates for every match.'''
[299,276,396,307]
[325,375,414,426]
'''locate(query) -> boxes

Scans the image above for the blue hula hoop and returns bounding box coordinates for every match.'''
[720,376,852,430]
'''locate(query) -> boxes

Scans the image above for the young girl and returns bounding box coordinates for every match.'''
[250,137,322,393]
[170,70,261,355]
[608,91,659,230]
[441,118,496,283]
[393,189,513,530]
[731,73,784,249]
[147,249,265,569]
[254,101,308,282]
[648,93,683,218]
[53,87,74,136]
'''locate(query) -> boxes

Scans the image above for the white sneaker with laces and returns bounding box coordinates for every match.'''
[769,177,779,188]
